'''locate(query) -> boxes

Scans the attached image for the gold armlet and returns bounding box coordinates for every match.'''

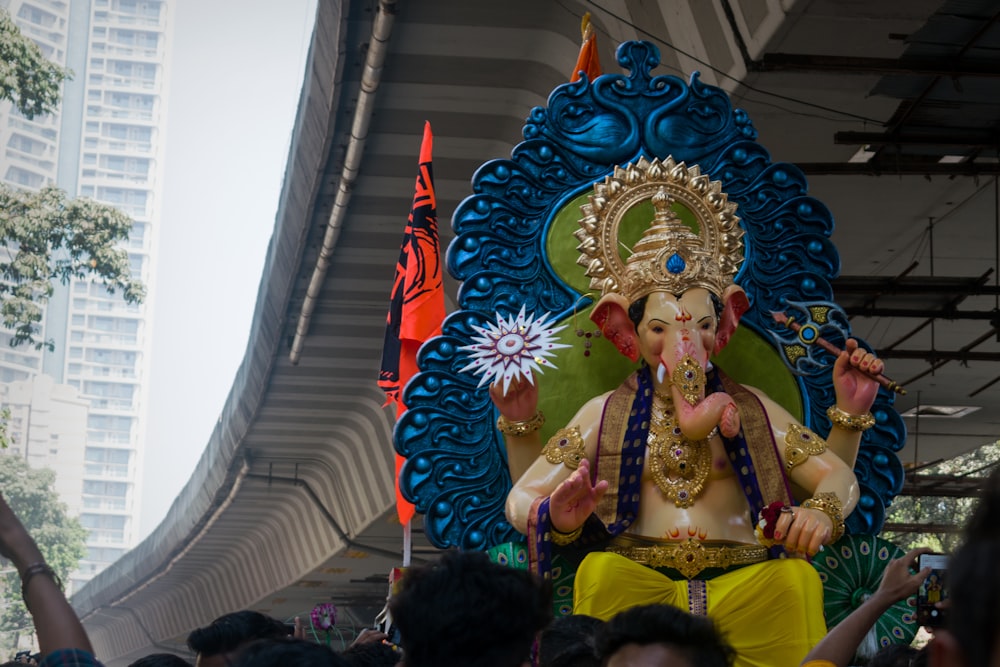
[496,411,545,437]
[826,405,875,432]
[801,492,845,543]
[542,426,586,470]
[550,523,583,546]
[784,423,827,471]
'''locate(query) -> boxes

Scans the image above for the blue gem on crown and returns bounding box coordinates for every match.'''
[666,253,686,274]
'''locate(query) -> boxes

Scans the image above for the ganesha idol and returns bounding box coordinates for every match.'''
[489,159,884,666]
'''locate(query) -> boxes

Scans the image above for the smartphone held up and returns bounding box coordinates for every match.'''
[916,552,949,628]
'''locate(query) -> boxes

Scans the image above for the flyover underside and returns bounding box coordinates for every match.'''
[67,0,1000,663]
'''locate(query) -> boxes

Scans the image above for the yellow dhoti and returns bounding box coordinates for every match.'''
[573,551,827,667]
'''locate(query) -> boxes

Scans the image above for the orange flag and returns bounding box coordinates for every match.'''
[378,121,444,525]
[571,12,602,82]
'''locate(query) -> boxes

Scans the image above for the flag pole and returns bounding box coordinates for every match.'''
[402,519,412,567]
[378,120,443,560]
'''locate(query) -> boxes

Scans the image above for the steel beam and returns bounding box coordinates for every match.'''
[835,131,1000,147]
[796,162,1000,176]
[755,53,1000,78]
[833,275,999,296]
[881,522,963,534]
[843,307,1000,320]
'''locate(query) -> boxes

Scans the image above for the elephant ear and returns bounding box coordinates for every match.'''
[714,285,749,355]
[591,293,640,362]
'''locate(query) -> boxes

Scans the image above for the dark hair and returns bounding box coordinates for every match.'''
[867,644,922,667]
[596,604,734,667]
[186,610,291,657]
[963,465,1000,542]
[946,466,1000,666]
[127,654,192,667]
[538,614,602,667]
[947,539,1000,666]
[340,640,401,666]
[232,637,349,667]
[388,549,552,667]
[627,296,648,331]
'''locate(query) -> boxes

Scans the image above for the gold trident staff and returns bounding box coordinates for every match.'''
[771,310,907,396]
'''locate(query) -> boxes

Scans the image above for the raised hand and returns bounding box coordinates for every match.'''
[549,459,609,533]
[833,338,884,415]
[873,547,932,605]
[489,376,539,422]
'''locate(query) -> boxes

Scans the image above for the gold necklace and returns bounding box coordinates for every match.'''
[647,399,711,508]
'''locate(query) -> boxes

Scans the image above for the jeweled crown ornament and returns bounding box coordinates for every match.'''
[575,157,744,303]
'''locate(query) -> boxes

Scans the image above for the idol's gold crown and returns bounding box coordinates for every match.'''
[574,157,744,303]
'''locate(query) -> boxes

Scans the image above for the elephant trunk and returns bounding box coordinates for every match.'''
[657,344,737,440]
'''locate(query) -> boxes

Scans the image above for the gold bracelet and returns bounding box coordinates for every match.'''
[496,411,545,437]
[826,405,875,432]
[550,523,583,546]
[801,492,845,543]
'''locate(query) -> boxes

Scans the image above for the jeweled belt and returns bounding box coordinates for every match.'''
[607,536,768,580]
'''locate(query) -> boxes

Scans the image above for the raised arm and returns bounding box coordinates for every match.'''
[751,388,860,556]
[800,548,931,667]
[826,338,883,468]
[490,377,543,483]
[505,394,607,535]
[0,492,95,658]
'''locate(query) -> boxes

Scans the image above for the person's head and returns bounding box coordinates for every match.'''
[187,610,291,667]
[869,644,923,667]
[128,655,193,667]
[961,465,1000,543]
[231,637,348,667]
[388,549,552,667]
[930,539,1000,667]
[596,604,734,667]
[340,640,402,666]
[930,466,1000,667]
[537,614,603,667]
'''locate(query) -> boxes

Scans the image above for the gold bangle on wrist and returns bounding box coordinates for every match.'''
[826,405,875,432]
[801,492,845,543]
[550,523,583,546]
[497,411,545,437]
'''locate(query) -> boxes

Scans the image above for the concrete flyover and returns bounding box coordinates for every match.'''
[71,0,1000,663]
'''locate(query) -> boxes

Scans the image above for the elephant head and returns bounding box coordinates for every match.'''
[591,285,749,440]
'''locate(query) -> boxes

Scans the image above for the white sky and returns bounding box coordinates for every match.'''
[140,0,318,538]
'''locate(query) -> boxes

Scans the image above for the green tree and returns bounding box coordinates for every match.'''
[0,8,69,119]
[0,8,144,351]
[0,186,146,349]
[881,441,1000,553]
[0,455,87,644]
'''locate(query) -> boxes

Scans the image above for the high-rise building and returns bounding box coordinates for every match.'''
[0,374,89,517]
[0,0,172,588]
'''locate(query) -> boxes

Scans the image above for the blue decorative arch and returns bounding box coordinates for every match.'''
[395,41,905,550]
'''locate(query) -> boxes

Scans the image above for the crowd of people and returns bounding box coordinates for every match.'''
[2,464,998,666]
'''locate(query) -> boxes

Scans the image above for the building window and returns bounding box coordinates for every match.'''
[82,481,128,498]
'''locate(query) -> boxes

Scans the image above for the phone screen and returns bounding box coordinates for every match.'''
[916,552,949,627]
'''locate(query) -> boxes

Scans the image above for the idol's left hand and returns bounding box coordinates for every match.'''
[833,338,884,415]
